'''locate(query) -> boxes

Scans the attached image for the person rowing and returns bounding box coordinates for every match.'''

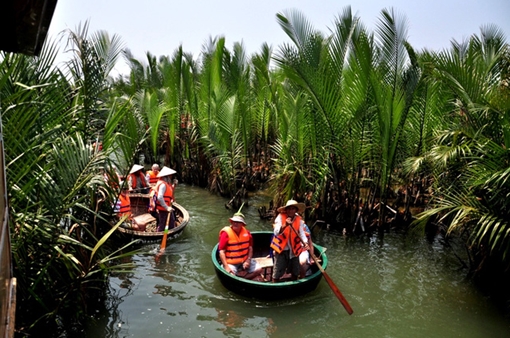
[270,200,309,282]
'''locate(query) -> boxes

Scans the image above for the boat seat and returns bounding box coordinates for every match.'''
[132,213,156,227]
[253,256,274,281]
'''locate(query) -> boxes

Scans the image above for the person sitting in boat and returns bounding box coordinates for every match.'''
[154,166,177,232]
[114,183,146,231]
[128,164,150,193]
[218,213,262,280]
[271,200,309,282]
[114,183,131,219]
[146,163,160,186]
[299,223,314,278]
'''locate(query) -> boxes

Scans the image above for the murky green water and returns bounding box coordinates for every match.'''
[86,184,510,337]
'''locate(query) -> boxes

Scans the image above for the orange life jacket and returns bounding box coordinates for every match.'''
[155,180,174,211]
[117,193,131,218]
[270,214,304,256]
[220,226,250,264]
[147,170,158,184]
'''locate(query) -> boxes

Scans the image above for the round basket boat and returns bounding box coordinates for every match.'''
[116,192,189,242]
[212,231,328,299]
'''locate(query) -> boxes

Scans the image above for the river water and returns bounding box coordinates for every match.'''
[85,184,510,337]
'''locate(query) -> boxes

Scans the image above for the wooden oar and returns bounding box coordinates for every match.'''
[156,211,171,260]
[288,223,353,315]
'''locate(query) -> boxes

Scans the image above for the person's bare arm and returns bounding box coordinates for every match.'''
[242,246,253,270]
[219,250,233,274]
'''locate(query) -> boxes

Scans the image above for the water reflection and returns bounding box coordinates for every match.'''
[213,308,246,336]
[209,308,279,337]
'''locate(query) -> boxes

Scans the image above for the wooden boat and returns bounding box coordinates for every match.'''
[116,192,189,242]
[212,231,328,299]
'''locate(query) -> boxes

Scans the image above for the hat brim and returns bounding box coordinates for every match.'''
[229,216,246,224]
[157,166,177,177]
[157,168,177,177]
[129,165,144,174]
[277,203,306,213]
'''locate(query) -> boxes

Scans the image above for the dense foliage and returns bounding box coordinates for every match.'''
[1,23,144,335]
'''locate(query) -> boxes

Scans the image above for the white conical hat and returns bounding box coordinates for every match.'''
[157,166,177,177]
[129,164,144,174]
[277,199,306,213]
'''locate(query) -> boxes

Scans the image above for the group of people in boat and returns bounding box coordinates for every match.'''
[115,165,315,281]
[113,163,179,232]
[218,199,314,283]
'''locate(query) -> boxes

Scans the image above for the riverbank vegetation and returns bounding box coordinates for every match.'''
[1,6,509,335]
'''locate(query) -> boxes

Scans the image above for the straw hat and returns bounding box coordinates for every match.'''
[277,199,306,213]
[229,214,246,224]
[157,166,177,177]
[129,164,144,174]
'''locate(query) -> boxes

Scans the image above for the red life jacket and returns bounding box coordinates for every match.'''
[220,226,250,264]
[270,214,304,256]
[155,180,174,211]
[130,171,148,190]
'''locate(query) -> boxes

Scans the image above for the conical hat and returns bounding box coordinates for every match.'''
[129,164,144,174]
[277,199,306,213]
[157,166,177,177]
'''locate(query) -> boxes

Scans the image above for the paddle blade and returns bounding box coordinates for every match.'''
[160,229,168,251]
[156,213,171,261]
[322,271,354,315]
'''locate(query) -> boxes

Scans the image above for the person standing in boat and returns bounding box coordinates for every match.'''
[218,213,262,280]
[146,163,160,186]
[271,200,309,282]
[154,166,177,231]
[128,164,150,193]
